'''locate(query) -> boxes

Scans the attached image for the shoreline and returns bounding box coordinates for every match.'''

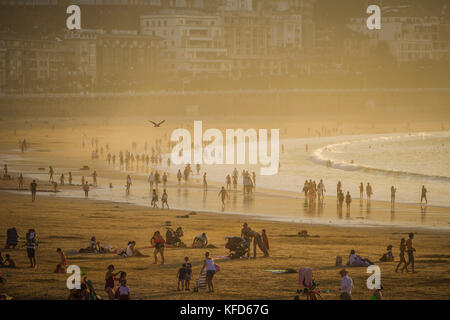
[2,187,449,233]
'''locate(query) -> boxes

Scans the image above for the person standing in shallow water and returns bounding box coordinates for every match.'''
[391,186,396,206]
[30,180,37,202]
[83,181,90,198]
[420,185,427,204]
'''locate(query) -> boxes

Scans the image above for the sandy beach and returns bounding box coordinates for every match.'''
[0,116,450,300]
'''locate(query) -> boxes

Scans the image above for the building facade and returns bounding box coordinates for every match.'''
[141,12,231,78]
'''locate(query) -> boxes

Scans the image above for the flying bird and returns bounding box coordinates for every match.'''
[148,120,166,127]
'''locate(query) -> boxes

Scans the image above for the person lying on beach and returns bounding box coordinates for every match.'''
[347,250,374,267]
[124,241,147,257]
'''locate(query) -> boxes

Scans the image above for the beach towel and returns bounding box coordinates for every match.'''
[263,269,297,274]
[298,267,313,288]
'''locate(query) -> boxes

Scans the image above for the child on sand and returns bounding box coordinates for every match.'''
[116,280,130,300]
[104,265,121,300]
[177,263,187,291]
[184,256,192,291]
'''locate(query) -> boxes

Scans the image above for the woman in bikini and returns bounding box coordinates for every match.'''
[151,231,165,265]
[395,238,408,272]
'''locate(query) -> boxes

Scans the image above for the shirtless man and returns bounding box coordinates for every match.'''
[420,185,427,204]
[218,186,228,207]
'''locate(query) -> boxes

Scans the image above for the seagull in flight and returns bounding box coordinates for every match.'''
[148,120,166,127]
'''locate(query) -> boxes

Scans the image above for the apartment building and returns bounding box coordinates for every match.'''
[140,12,231,78]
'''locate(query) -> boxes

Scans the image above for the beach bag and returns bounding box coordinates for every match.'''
[336,256,343,266]
[214,264,221,272]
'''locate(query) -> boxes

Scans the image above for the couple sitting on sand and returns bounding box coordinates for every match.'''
[119,241,147,258]
[347,250,374,267]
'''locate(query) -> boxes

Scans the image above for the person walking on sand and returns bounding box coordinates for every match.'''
[339,269,353,300]
[200,252,216,293]
[68,172,72,185]
[395,238,408,273]
[151,231,165,265]
[151,189,159,208]
[403,233,416,273]
[83,181,90,198]
[60,173,65,186]
[420,185,427,204]
[391,186,396,206]
[30,180,37,202]
[49,166,54,183]
[18,173,24,190]
[218,186,228,207]
[161,189,169,209]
